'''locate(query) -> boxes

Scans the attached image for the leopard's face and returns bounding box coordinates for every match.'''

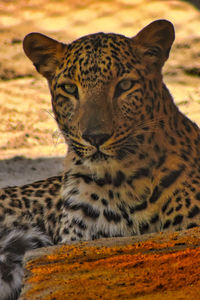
[51,33,152,164]
[23,20,174,166]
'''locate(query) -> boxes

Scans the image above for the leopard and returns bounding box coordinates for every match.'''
[0,19,199,299]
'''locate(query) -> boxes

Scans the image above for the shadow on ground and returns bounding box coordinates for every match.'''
[0,156,63,187]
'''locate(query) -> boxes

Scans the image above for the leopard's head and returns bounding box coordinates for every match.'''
[23,20,174,167]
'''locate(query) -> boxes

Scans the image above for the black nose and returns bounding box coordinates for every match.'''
[82,133,111,147]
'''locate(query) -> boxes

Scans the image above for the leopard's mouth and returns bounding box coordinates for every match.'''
[71,139,130,163]
[70,142,110,161]
[90,150,110,162]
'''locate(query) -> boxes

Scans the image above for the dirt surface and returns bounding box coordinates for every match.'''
[21,227,200,300]
[0,0,200,187]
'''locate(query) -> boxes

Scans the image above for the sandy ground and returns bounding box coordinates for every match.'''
[0,0,200,187]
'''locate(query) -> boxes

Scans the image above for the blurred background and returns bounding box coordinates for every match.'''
[0,0,199,186]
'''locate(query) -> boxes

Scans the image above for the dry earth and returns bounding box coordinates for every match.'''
[0,0,200,187]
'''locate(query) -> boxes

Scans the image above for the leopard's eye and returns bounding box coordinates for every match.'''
[63,83,78,95]
[114,79,135,98]
[118,79,133,91]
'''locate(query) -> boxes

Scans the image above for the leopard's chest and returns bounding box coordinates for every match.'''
[59,169,154,242]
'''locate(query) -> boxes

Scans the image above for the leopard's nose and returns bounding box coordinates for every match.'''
[82,133,111,147]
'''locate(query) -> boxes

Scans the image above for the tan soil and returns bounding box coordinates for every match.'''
[0,0,200,186]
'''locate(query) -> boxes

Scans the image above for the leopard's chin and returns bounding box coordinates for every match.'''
[81,150,114,173]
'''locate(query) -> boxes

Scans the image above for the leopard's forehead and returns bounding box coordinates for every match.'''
[60,32,139,86]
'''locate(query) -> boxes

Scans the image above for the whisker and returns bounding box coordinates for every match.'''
[43,109,56,121]
[52,130,65,147]
[71,143,87,150]
[134,116,164,130]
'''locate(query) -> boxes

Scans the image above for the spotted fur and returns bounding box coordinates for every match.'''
[0,20,200,299]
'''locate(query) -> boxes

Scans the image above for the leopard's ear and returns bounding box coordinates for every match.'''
[23,33,66,80]
[132,19,175,68]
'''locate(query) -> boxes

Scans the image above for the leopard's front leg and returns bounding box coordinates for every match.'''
[0,226,52,300]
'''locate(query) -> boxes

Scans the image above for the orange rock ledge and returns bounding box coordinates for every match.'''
[20,227,200,300]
